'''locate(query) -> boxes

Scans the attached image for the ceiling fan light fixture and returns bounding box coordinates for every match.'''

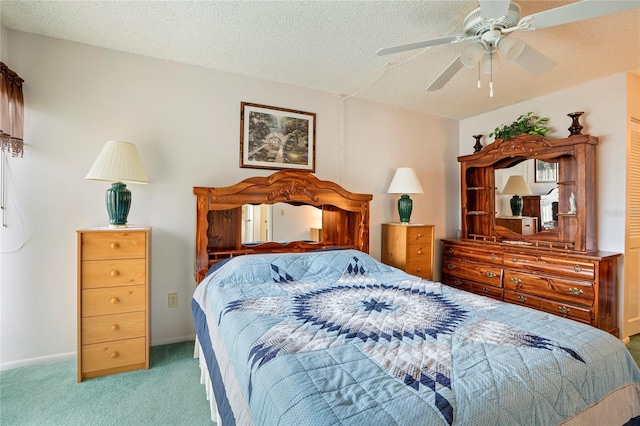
[460,42,486,68]
[496,36,525,60]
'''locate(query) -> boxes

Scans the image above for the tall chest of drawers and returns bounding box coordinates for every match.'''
[77,227,150,382]
[441,239,620,336]
[381,224,434,280]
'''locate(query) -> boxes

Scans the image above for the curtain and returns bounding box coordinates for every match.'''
[0,62,25,157]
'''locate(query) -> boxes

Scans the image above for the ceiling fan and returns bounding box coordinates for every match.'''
[376,0,640,96]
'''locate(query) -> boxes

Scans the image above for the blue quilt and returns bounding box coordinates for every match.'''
[192,250,640,425]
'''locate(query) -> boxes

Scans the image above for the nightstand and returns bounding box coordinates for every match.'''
[381,223,434,280]
[495,216,538,235]
[77,227,150,382]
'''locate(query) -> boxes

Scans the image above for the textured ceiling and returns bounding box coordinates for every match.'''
[1,1,639,120]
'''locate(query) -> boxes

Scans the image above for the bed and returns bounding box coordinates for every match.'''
[192,171,640,425]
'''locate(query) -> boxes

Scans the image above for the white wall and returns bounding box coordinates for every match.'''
[459,73,630,337]
[0,29,457,367]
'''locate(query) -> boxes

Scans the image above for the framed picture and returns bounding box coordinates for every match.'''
[534,159,557,183]
[240,102,316,172]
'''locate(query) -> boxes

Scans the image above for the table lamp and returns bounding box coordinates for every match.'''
[387,167,424,224]
[501,174,532,217]
[86,141,149,227]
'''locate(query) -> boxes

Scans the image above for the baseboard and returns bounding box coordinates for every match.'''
[151,334,196,346]
[0,335,196,371]
[0,351,76,371]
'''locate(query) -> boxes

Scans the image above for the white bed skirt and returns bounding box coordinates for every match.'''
[194,337,222,426]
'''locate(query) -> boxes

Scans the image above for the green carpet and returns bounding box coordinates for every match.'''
[1,337,639,426]
[0,341,213,426]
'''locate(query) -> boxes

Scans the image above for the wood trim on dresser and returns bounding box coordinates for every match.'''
[194,170,372,283]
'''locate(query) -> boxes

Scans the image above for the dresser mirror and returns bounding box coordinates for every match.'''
[494,159,559,234]
[458,133,597,252]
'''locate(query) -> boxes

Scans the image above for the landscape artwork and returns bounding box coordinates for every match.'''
[240,102,316,171]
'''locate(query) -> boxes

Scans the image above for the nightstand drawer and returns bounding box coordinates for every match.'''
[81,232,146,260]
[81,337,146,373]
[406,227,432,245]
[405,261,432,279]
[81,259,146,289]
[81,312,146,345]
[82,285,146,317]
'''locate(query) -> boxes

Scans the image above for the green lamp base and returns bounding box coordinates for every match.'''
[106,182,131,226]
[510,195,523,217]
[398,194,413,224]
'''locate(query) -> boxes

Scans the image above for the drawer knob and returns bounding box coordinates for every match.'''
[490,253,496,260]
[110,242,120,249]
[482,287,490,293]
[511,257,519,263]
[485,271,496,278]
[448,248,454,254]
[510,277,522,284]
[110,351,120,358]
[573,265,582,273]
[517,295,527,303]
[568,287,584,296]
[110,297,120,304]
[111,324,120,331]
[416,233,422,238]
[447,264,456,270]
[110,270,120,277]
[558,306,570,315]
[453,279,462,286]
[416,267,422,272]
[417,249,422,254]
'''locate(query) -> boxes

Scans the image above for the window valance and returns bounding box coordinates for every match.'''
[0,62,24,157]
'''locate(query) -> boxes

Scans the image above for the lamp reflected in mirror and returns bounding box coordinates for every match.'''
[501,175,532,217]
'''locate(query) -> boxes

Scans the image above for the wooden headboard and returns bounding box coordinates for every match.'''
[193,170,372,283]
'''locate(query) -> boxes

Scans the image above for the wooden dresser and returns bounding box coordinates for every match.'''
[442,239,620,336]
[77,227,150,382]
[381,223,434,280]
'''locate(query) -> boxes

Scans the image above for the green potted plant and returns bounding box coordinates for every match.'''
[489,112,550,141]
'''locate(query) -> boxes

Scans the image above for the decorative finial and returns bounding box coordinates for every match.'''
[472,134,483,153]
[567,112,584,136]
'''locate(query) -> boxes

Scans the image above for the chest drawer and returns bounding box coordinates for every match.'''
[81,337,146,374]
[503,271,594,307]
[81,231,146,261]
[404,261,432,279]
[406,227,432,246]
[443,257,502,287]
[81,285,146,317]
[503,253,594,280]
[443,244,502,265]
[81,312,146,345]
[81,259,146,289]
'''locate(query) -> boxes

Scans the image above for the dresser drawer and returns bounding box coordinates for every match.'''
[82,285,146,317]
[503,252,594,280]
[468,281,504,300]
[504,290,543,310]
[81,312,146,345]
[443,244,502,265]
[540,300,592,324]
[443,276,472,292]
[443,257,502,287]
[405,227,432,245]
[81,232,146,261]
[503,271,594,307]
[81,337,146,373]
[81,259,146,289]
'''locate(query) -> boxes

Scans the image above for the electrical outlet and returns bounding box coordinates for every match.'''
[168,293,178,308]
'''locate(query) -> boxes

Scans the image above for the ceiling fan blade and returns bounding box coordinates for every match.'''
[426,56,465,91]
[479,0,511,20]
[523,0,640,30]
[512,43,556,75]
[376,34,470,56]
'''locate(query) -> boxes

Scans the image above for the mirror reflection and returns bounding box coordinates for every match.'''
[495,159,558,234]
[241,203,323,243]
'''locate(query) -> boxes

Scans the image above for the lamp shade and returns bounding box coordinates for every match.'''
[497,36,525,60]
[86,141,149,184]
[460,42,485,68]
[501,175,532,196]
[387,167,424,194]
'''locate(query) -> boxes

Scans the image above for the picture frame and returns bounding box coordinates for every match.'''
[534,159,557,183]
[240,102,316,172]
